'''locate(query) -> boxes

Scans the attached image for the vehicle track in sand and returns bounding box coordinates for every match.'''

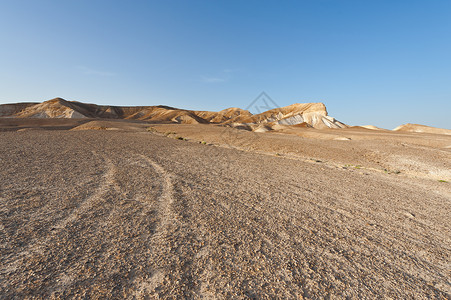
[0,130,449,298]
[0,151,117,276]
[51,151,118,231]
[138,154,175,234]
[0,134,184,298]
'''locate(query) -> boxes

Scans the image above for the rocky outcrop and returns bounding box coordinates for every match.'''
[231,103,347,130]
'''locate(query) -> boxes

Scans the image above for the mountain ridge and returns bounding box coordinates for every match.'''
[0,97,346,130]
[4,98,449,133]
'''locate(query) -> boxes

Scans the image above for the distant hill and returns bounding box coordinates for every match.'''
[231,102,348,130]
[393,123,451,135]
[2,98,450,134]
[0,98,347,130]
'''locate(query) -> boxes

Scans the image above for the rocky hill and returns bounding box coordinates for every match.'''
[394,123,451,135]
[229,102,348,131]
[0,98,347,130]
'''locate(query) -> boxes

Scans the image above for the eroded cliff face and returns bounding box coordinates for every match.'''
[228,103,347,131]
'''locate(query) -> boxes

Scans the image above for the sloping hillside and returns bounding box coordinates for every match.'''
[394,123,451,135]
[0,102,39,117]
[228,102,347,130]
[0,98,347,129]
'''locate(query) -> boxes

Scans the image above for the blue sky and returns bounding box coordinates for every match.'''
[0,0,450,129]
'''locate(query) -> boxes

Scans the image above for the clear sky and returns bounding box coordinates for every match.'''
[1,0,450,129]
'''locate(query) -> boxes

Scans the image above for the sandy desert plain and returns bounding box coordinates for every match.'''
[0,98,450,299]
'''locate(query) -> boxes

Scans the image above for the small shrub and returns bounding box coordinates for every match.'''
[438,180,448,183]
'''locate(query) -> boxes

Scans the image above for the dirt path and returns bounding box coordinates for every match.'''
[0,130,449,298]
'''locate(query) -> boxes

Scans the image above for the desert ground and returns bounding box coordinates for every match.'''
[0,119,450,298]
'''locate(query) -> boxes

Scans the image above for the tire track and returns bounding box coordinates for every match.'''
[52,151,118,230]
[25,153,113,240]
[1,151,118,277]
[131,154,192,297]
[137,154,175,236]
